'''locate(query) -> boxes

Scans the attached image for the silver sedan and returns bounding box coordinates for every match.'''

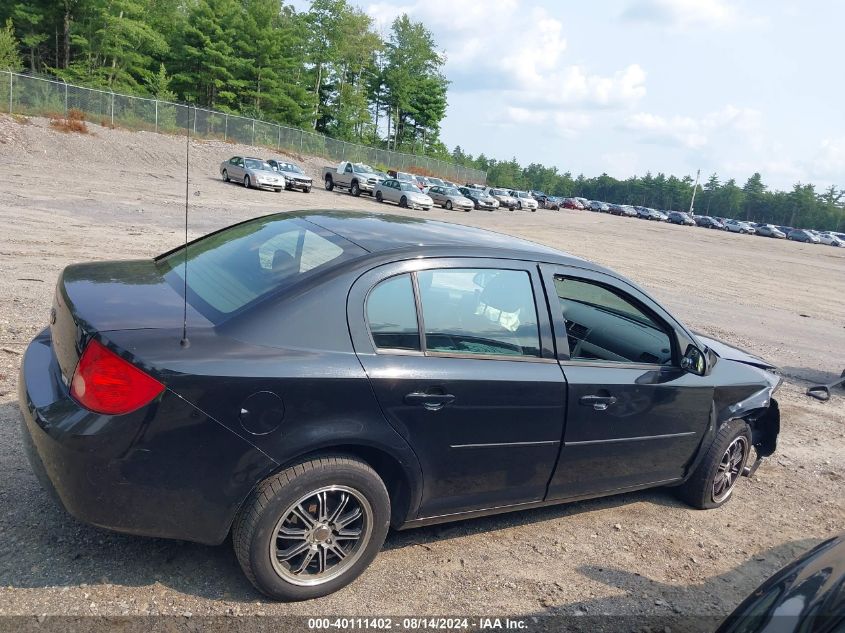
[374,179,433,210]
[220,156,285,191]
[427,186,474,211]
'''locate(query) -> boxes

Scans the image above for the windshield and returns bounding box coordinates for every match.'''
[396,172,413,181]
[277,163,302,174]
[444,187,461,196]
[399,183,417,192]
[429,178,445,186]
[352,163,375,174]
[158,217,364,322]
[245,159,272,171]
[491,189,508,196]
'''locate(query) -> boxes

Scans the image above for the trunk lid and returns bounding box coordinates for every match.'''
[50,259,211,383]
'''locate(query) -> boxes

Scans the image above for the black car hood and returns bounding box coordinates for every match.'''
[695,334,777,371]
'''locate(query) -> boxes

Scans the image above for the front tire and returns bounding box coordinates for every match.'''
[303,187,311,194]
[676,419,751,510]
[376,191,383,203]
[222,169,229,182]
[244,175,251,188]
[400,196,408,208]
[233,455,390,602]
[446,200,453,210]
[351,181,361,197]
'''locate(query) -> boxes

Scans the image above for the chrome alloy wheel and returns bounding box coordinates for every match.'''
[270,485,372,586]
[712,436,748,503]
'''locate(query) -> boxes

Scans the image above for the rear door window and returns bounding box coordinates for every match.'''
[366,275,420,351]
[417,269,541,358]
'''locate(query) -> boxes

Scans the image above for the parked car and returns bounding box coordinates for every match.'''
[636,207,664,221]
[563,198,585,210]
[717,533,845,633]
[20,210,783,601]
[777,226,795,235]
[530,191,549,207]
[755,224,786,239]
[485,187,518,210]
[544,196,562,210]
[724,220,756,234]
[696,216,725,229]
[509,190,539,211]
[817,232,843,247]
[427,185,474,211]
[459,186,499,211]
[414,175,431,191]
[610,205,636,217]
[323,161,384,197]
[221,156,285,192]
[588,201,609,212]
[266,159,312,193]
[374,179,433,210]
[667,211,695,225]
[787,229,820,243]
[427,177,446,187]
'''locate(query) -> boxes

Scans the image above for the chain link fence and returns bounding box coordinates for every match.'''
[3,70,487,185]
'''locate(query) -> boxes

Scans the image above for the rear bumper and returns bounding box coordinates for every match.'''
[18,329,276,545]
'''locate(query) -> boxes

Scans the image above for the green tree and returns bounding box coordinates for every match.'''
[0,19,23,70]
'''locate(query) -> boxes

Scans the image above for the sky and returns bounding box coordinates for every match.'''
[303,0,845,192]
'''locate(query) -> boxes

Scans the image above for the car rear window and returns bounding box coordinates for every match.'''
[158,217,364,322]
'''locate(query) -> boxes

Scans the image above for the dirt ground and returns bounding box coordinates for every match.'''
[0,115,842,626]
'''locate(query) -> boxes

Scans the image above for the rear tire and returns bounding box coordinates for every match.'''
[400,196,408,208]
[676,419,751,510]
[232,455,390,602]
[325,176,334,191]
[351,181,361,197]
[446,200,453,210]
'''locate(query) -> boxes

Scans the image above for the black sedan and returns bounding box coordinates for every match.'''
[668,211,695,225]
[19,211,782,601]
[696,215,725,229]
[718,533,844,632]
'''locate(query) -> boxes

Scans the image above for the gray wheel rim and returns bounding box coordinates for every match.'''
[270,485,372,587]
[244,176,250,188]
[712,436,748,503]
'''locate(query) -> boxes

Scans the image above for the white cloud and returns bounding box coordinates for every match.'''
[808,137,845,183]
[620,0,739,28]
[623,105,761,149]
[365,0,647,112]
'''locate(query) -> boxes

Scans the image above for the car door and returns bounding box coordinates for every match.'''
[228,157,244,180]
[429,187,442,206]
[348,258,565,519]
[540,265,713,499]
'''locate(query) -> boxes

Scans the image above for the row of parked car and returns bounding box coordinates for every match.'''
[221,157,843,247]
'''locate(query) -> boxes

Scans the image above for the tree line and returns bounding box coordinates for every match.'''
[452,151,844,231]
[0,1,842,231]
[0,0,448,156]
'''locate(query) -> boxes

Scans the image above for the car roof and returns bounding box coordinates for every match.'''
[284,210,589,265]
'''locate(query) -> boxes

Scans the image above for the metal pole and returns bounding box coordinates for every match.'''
[688,169,700,214]
[300,129,303,153]
[8,72,12,114]
[252,119,255,146]
[110,92,114,126]
[155,100,158,132]
[64,80,68,116]
[276,125,280,151]
[192,107,196,134]
[225,114,228,141]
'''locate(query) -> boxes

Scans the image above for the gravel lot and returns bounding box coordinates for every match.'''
[0,115,843,625]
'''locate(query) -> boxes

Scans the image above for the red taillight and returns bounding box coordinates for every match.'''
[70,339,164,415]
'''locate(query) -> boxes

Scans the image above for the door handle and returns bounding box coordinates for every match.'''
[579,395,617,411]
[405,392,456,411]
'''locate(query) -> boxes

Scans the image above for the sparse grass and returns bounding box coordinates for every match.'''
[50,108,88,134]
[12,114,30,125]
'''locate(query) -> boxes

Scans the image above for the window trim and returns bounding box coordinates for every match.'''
[352,259,556,363]
[364,272,424,355]
[549,271,680,369]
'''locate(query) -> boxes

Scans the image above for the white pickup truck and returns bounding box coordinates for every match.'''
[322,161,385,197]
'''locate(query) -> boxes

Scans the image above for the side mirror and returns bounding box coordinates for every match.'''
[681,345,707,376]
